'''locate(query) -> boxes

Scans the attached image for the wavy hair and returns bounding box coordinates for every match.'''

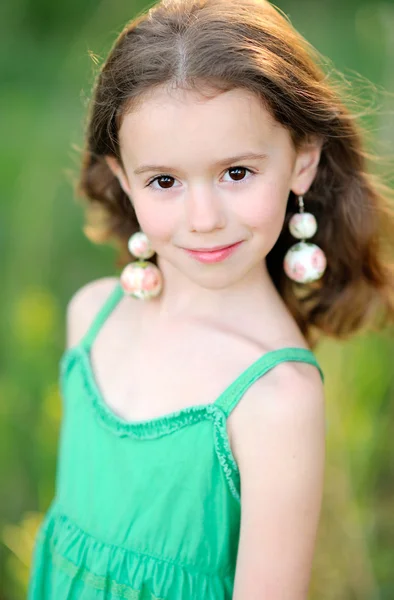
[77,0,394,347]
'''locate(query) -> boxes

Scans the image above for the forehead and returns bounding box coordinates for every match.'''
[118,85,287,162]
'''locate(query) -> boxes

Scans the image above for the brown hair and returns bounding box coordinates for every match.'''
[77,0,394,347]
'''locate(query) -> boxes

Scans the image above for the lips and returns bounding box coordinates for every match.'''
[186,242,239,252]
[182,241,243,264]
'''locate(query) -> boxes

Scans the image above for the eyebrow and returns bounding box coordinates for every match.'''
[133,152,268,175]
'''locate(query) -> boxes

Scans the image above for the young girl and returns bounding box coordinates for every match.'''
[28,0,394,598]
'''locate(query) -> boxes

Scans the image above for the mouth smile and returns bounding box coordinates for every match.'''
[182,241,243,264]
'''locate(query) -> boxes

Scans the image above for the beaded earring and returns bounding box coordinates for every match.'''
[120,231,163,300]
[283,195,327,283]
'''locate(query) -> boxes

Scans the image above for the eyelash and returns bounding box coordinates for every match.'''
[145,166,256,190]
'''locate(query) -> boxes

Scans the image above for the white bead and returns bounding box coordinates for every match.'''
[289,212,317,240]
[127,231,155,259]
[283,242,326,283]
[120,262,163,300]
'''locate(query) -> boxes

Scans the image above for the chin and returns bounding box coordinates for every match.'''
[187,269,248,291]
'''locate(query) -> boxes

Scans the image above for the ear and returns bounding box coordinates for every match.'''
[290,136,323,196]
[105,155,132,196]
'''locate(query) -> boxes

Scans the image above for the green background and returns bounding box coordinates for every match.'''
[1,0,394,598]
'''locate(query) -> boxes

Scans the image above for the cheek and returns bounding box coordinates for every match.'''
[133,203,175,242]
[241,183,288,232]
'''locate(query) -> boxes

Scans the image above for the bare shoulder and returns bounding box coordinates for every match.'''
[230,359,326,599]
[66,276,120,349]
[230,358,326,470]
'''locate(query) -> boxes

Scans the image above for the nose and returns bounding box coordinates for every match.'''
[185,187,227,233]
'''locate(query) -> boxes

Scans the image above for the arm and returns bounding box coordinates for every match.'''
[232,364,326,600]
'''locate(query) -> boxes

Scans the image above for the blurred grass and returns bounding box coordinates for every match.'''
[1,0,393,598]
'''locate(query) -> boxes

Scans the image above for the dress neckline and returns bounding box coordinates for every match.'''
[59,340,322,440]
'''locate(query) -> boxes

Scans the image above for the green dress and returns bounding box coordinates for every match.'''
[28,280,324,600]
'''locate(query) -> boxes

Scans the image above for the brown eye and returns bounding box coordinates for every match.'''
[148,175,175,189]
[227,167,251,181]
[229,167,246,181]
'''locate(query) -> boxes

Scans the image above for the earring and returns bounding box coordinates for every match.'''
[120,231,163,300]
[283,195,327,283]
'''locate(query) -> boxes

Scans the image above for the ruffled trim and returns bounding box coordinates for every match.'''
[50,550,163,600]
[60,347,215,438]
[29,504,234,600]
[60,347,240,501]
[207,405,240,503]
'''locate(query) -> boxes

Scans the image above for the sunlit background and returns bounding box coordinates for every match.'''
[1,0,394,598]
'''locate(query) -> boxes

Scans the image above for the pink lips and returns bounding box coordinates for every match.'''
[183,241,243,264]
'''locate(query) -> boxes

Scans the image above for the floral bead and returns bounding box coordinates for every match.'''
[120,262,163,299]
[289,212,317,240]
[128,232,155,259]
[283,241,326,283]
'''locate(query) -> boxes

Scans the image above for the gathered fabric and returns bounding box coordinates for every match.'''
[28,281,324,599]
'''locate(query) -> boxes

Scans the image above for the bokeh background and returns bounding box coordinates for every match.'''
[1,0,394,598]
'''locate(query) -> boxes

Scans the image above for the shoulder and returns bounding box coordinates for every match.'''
[66,276,120,349]
[231,358,326,471]
[230,360,326,598]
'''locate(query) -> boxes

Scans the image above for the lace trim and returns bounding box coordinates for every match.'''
[49,537,165,600]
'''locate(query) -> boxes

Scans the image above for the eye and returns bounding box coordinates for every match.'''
[146,166,255,190]
[223,166,255,183]
[146,175,179,190]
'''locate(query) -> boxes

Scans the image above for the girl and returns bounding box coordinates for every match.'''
[28,0,394,598]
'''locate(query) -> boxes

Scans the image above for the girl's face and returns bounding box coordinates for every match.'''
[107,86,321,291]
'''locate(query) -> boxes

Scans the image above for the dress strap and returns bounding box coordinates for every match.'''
[213,347,324,418]
[80,280,125,352]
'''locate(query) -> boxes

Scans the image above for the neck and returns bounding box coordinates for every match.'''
[147,255,282,323]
